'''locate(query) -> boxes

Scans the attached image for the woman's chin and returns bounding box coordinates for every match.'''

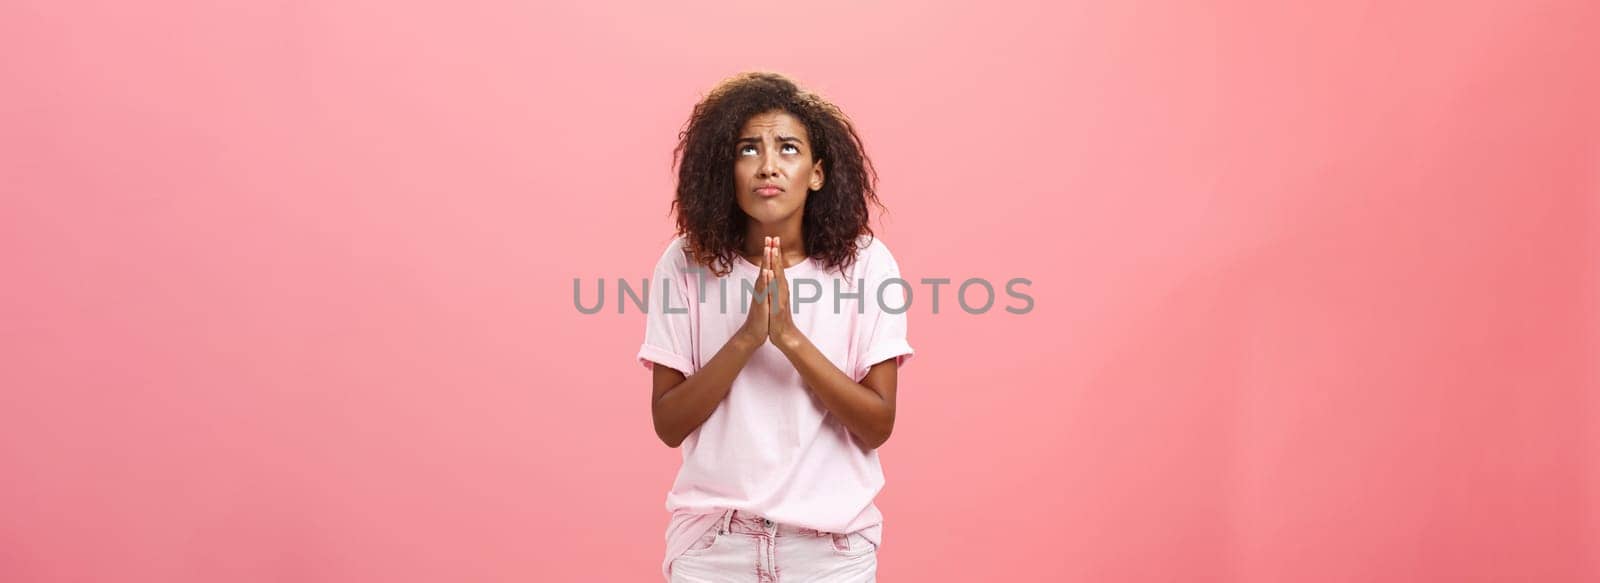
[741,206,797,226]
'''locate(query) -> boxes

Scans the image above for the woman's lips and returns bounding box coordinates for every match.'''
[755,185,784,197]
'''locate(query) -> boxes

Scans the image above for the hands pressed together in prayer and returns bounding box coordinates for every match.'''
[737,235,804,351]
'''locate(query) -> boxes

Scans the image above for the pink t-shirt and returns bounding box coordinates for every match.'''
[637,234,914,581]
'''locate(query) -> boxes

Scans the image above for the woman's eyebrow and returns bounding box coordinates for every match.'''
[735,136,805,144]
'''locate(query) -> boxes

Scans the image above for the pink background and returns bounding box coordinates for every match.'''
[3,0,1597,581]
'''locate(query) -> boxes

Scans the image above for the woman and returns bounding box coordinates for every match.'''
[637,71,914,582]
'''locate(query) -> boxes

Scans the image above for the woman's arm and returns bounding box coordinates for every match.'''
[650,332,763,448]
[650,254,776,448]
[776,335,898,450]
[760,236,897,449]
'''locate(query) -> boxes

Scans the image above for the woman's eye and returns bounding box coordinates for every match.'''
[739,146,758,156]
[781,144,799,154]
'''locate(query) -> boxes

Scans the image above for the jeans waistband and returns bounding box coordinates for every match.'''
[717,509,833,537]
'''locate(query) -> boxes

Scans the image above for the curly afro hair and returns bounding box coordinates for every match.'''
[670,71,885,278]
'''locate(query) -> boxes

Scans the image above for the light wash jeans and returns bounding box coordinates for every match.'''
[669,509,878,582]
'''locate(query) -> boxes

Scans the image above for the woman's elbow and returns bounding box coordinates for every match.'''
[657,430,684,448]
[652,415,685,448]
[861,426,893,450]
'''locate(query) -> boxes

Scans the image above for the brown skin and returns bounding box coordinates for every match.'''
[651,111,899,450]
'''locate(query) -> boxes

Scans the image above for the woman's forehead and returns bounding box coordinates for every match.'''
[739,111,808,141]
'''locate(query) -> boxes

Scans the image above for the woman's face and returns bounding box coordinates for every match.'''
[733,110,824,226]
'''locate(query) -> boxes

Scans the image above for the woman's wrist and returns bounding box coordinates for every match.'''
[772,328,807,356]
[732,327,766,351]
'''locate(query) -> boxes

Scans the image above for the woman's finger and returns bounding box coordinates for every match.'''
[772,237,789,312]
[757,237,773,305]
[754,243,770,306]
[764,269,775,307]
[770,237,781,302]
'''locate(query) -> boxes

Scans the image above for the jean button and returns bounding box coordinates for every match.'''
[763,519,773,528]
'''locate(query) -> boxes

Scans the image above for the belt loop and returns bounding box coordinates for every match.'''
[719,508,734,534]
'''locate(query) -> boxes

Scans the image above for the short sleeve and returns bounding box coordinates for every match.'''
[636,238,697,375]
[852,239,915,382]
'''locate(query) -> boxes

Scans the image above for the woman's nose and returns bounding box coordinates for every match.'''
[758,154,779,177]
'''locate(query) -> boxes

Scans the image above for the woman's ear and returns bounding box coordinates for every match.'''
[810,159,825,191]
